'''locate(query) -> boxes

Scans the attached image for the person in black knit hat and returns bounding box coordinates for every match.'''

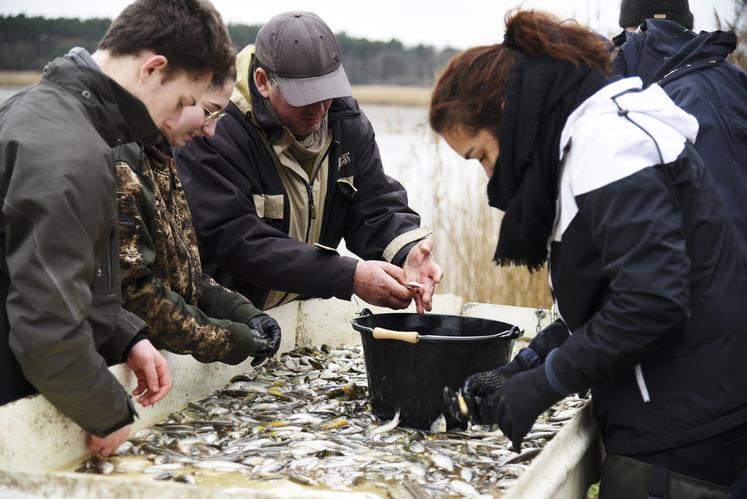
[613,0,747,260]
[619,0,693,29]
[614,6,747,497]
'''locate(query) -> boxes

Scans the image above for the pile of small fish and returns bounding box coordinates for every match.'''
[77,345,586,497]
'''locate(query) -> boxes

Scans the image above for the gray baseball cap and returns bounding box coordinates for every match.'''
[255,11,352,107]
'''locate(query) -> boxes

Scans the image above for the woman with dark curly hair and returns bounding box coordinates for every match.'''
[432,9,747,498]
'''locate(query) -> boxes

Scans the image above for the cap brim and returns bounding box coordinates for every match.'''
[274,65,352,107]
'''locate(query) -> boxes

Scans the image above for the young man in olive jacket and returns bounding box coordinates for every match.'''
[175,11,443,314]
[0,0,234,456]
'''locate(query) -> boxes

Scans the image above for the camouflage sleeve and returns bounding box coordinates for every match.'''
[116,160,258,365]
[198,274,264,324]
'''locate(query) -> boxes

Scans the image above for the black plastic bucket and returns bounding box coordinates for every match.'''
[352,309,522,431]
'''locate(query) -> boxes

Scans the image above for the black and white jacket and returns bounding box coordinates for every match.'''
[544,77,747,455]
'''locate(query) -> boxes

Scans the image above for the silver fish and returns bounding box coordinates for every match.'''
[450,479,479,496]
[460,467,474,482]
[430,414,447,433]
[255,459,284,474]
[173,474,196,485]
[75,344,581,498]
[194,460,248,472]
[370,409,400,435]
[143,463,185,474]
[430,452,454,473]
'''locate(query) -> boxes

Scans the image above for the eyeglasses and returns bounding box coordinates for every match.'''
[200,103,227,127]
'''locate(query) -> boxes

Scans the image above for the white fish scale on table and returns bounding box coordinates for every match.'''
[76,345,586,497]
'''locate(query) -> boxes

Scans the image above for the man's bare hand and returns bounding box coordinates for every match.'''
[353,260,413,309]
[127,340,172,407]
[403,239,443,314]
[86,425,131,457]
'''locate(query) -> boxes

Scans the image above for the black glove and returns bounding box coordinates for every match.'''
[527,320,570,359]
[461,368,507,425]
[487,365,563,451]
[498,347,541,378]
[247,314,282,367]
[443,348,539,424]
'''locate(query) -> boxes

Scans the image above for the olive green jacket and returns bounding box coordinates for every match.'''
[117,143,264,365]
[0,57,157,435]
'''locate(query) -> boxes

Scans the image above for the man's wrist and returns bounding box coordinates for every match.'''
[392,241,419,267]
[121,328,149,362]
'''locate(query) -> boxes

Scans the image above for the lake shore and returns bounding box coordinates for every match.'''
[0,71,431,107]
[0,71,42,86]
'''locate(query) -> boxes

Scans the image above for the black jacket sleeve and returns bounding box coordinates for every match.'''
[338,112,428,263]
[550,166,690,392]
[527,319,571,359]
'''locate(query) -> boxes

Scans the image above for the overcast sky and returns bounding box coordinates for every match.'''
[0,1,738,49]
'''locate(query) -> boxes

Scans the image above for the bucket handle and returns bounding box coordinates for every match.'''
[498,325,523,339]
[372,327,420,344]
[357,308,374,319]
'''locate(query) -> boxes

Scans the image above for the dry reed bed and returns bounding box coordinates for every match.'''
[0,71,41,86]
[426,134,553,308]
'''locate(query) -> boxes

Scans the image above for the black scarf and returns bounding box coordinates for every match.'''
[488,54,606,271]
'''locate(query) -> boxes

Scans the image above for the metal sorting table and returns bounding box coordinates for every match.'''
[0,296,602,498]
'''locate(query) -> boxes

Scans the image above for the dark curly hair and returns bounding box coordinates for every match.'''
[98,0,235,88]
[430,9,612,136]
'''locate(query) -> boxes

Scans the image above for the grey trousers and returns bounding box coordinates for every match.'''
[599,454,731,499]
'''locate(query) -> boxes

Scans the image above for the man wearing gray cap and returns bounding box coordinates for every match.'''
[175,11,442,313]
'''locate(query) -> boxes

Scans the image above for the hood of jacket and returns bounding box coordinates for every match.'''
[43,56,161,148]
[560,76,699,156]
[615,19,737,86]
[231,44,256,115]
[230,44,286,142]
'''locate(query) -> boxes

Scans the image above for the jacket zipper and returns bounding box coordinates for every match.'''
[657,59,718,87]
[304,181,316,243]
[272,179,316,308]
[303,147,332,243]
[269,134,333,307]
[169,169,195,303]
[106,226,115,292]
[175,229,195,303]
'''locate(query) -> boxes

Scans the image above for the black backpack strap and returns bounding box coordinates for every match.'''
[648,451,669,499]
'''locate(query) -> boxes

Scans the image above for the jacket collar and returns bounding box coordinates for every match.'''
[230,44,255,116]
[44,57,161,148]
[559,76,699,157]
[615,20,736,85]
